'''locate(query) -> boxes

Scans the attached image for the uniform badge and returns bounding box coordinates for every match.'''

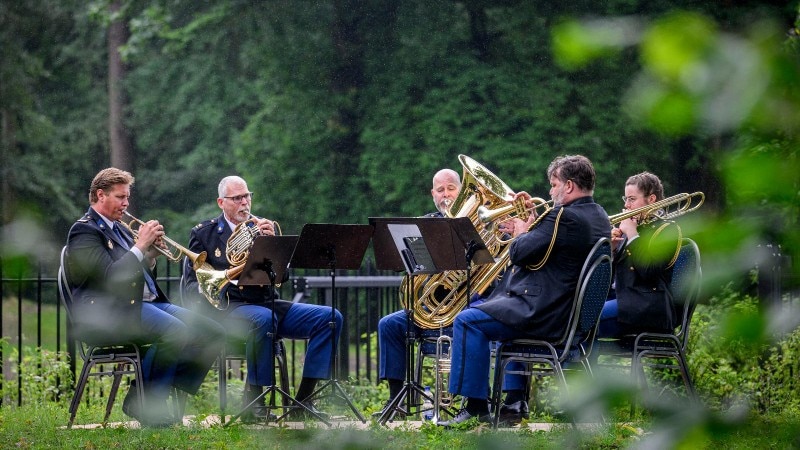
[108,239,114,249]
[215,248,221,258]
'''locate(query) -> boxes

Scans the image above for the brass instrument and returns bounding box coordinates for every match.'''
[432,334,453,423]
[401,154,544,329]
[119,211,209,271]
[477,197,553,243]
[194,217,282,310]
[609,192,705,225]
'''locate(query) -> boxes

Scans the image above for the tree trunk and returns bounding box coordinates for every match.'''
[0,109,16,224]
[108,0,133,171]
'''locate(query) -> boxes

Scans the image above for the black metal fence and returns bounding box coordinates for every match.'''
[0,257,403,406]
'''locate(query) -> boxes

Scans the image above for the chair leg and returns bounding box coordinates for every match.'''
[276,348,291,407]
[67,362,94,428]
[218,354,227,416]
[104,366,125,423]
[490,356,507,429]
[172,389,187,423]
[675,351,698,402]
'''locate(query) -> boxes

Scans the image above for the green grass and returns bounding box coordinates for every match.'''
[1,298,64,352]
[2,403,800,449]
[0,402,622,449]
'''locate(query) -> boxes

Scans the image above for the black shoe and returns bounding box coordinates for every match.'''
[370,399,407,420]
[296,400,330,421]
[122,384,178,428]
[498,400,529,426]
[437,408,491,428]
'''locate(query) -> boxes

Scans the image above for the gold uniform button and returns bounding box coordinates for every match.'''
[629,266,635,271]
[130,299,136,304]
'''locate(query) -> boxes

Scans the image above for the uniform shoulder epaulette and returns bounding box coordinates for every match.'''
[77,217,90,223]
[193,218,218,230]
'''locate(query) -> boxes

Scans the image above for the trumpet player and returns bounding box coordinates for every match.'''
[65,168,225,427]
[183,175,341,421]
[593,172,682,344]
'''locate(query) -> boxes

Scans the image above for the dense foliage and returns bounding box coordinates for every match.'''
[2,0,794,243]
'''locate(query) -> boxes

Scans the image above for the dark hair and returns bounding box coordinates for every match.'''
[89,168,134,203]
[547,155,595,192]
[626,171,664,201]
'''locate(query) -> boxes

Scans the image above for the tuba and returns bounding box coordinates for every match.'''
[401,155,548,329]
[195,218,282,310]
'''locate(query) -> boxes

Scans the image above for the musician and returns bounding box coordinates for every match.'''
[438,155,612,427]
[65,168,225,427]
[372,168,461,418]
[595,172,681,340]
[183,175,341,421]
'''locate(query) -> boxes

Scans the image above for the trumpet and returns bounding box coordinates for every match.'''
[119,211,209,271]
[609,192,705,225]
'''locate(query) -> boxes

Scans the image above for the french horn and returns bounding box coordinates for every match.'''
[195,218,282,310]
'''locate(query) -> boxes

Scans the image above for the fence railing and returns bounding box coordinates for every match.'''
[0,258,404,406]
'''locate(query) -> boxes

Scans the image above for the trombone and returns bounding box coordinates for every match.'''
[609,192,705,225]
[118,211,209,271]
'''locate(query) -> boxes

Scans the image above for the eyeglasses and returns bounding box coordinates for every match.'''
[223,192,253,202]
[621,196,639,204]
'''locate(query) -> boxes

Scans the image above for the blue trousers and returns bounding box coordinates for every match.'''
[448,308,528,399]
[597,299,622,338]
[224,303,342,386]
[378,310,428,381]
[140,302,225,397]
[378,297,487,381]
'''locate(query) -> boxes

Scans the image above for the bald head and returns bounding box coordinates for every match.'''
[431,169,461,214]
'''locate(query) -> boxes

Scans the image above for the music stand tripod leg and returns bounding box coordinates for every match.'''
[304,259,367,423]
[378,276,435,425]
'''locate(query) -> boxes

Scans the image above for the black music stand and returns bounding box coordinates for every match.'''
[223,235,331,426]
[369,217,492,425]
[288,223,373,423]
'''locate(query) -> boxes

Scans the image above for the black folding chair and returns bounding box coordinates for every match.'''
[595,238,702,402]
[489,237,613,428]
[59,246,147,428]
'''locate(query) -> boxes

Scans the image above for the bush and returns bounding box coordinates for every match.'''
[689,285,800,413]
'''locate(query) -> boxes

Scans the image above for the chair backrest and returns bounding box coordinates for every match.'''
[670,238,702,349]
[57,246,76,324]
[560,237,613,349]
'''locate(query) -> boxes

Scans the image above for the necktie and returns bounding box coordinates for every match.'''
[112,223,158,297]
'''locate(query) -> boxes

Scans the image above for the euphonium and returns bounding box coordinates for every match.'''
[401,154,541,329]
[609,192,705,225]
[194,218,282,310]
[119,211,209,271]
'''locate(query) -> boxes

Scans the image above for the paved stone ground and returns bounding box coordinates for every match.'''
[69,415,596,431]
